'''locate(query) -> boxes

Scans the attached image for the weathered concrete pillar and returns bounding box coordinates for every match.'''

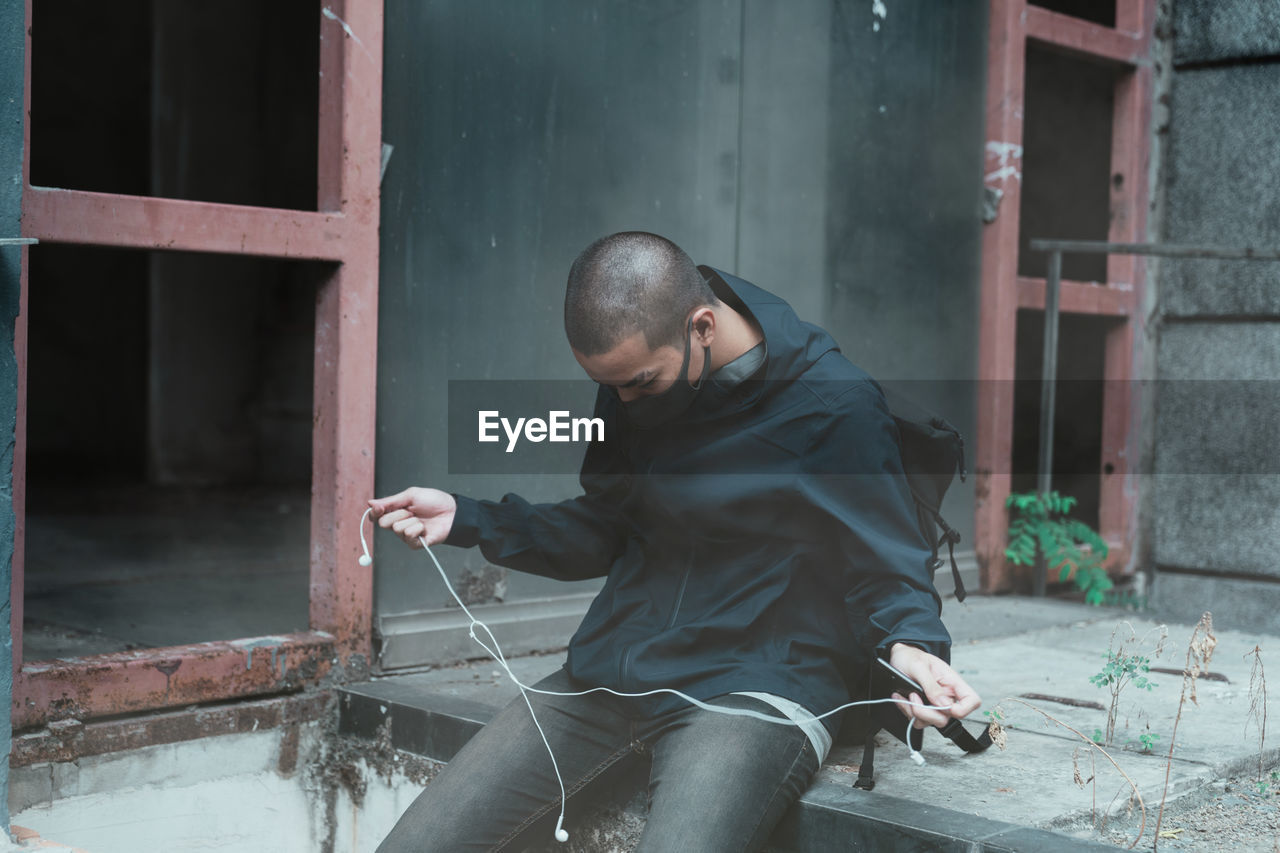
[0,0,25,836]
[1150,0,1280,631]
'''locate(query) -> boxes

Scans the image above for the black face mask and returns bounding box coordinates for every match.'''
[620,316,711,430]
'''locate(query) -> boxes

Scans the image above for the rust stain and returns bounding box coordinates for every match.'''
[155,659,182,700]
[14,636,336,730]
[155,660,181,677]
[278,725,301,776]
[973,468,992,504]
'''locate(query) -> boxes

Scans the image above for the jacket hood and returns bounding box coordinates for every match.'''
[700,265,841,382]
[683,265,841,420]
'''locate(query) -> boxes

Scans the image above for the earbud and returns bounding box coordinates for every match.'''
[358,508,375,567]
[555,828,569,843]
[906,717,927,765]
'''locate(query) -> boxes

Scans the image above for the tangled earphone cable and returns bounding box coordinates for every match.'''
[360,508,947,843]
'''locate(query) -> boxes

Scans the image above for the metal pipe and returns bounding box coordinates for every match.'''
[0,237,37,246]
[1033,250,1062,598]
[1027,239,1280,261]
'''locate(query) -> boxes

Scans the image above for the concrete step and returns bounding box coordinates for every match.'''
[339,596,1280,851]
[338,654,1118,852]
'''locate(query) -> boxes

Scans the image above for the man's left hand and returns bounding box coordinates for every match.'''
[888,642,982,729]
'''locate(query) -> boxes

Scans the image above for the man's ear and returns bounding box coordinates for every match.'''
[690,306,716,347]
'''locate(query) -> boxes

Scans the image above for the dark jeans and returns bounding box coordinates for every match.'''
[376,667,821,852]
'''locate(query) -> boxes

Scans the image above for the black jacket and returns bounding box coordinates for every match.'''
[446,267,951,738]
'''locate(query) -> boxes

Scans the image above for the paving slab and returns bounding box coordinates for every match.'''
[345,596,1280,850]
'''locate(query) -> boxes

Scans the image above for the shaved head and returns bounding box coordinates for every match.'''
[564,232,719,356]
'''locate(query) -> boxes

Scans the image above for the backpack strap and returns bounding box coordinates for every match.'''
[936,520,965,603]
[853,737,877,790]
[939,718,994,753]
[919,503,966,603]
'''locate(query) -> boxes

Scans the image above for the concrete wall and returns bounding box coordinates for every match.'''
[0,0,25,835]
[1149,0,1280,630]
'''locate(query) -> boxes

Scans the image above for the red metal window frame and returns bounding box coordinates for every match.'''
[11,0,383,729]
[976,0,1155,592]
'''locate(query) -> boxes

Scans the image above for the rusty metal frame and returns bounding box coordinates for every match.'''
[977,0,1154,592]
[12,0,382,729]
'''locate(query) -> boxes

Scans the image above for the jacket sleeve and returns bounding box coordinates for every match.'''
[443,388,632,581]
[801,380,952,662]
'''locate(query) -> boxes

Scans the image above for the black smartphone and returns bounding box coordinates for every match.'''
[869,657,928,750]
[873,657,927,700]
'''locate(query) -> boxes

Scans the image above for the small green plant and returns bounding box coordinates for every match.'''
[1253,771,1280,797]
[1127,732,1160,754]
[1090,641,1159,747]
[1004,490,1112,604]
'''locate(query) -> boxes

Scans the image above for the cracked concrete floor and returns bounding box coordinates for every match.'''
[21,483,311,661]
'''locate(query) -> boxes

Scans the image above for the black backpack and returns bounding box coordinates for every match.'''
[882,385,968,603]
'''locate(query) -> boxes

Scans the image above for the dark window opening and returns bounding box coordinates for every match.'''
[1011,309,1113,536]
[1029,0,1116,27]
[1018,43,1117,283]
[24,245,323,661]
[29,0,319,210]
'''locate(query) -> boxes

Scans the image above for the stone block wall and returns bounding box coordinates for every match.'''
[1149,0,1280,631]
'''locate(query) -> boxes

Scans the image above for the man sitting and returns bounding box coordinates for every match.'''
[372,231,980,852]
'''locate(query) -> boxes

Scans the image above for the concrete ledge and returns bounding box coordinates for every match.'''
[11,691,333,767]
[1149,570,1280,637]
[339,678,1115,853]
[339,680,493,762]
[768,782,1115,853]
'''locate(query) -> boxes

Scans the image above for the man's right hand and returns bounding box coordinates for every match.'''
[369,487,458,549]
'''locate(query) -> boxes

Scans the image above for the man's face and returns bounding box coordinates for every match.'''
[573,310,713,403]
[573,332,687,403]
